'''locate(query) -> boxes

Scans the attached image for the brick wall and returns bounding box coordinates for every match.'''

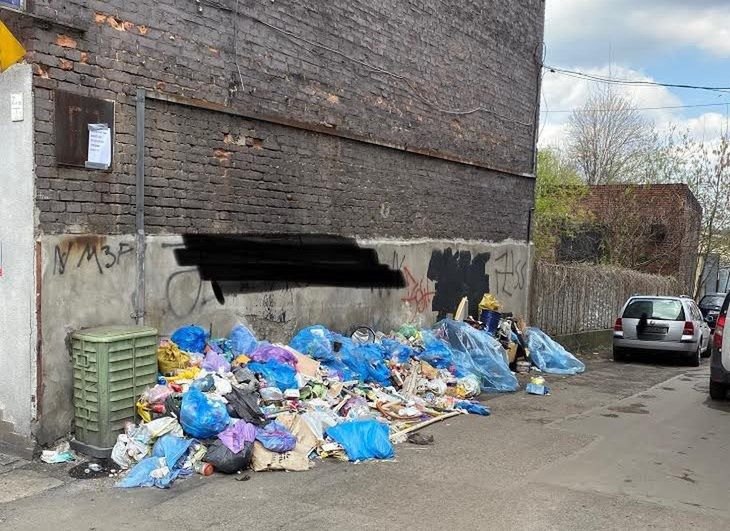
[6,0,543,237]
[580,184,702,290]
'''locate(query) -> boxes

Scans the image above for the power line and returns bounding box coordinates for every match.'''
[544,101,730,113]
[545,65,730,94]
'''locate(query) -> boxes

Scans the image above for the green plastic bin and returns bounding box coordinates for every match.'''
[70,325,158,457]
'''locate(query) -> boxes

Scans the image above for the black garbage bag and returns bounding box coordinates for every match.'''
[224,386,266,426]
[232,367,257,388]
[203,439,253,474]
[164,393,182,419]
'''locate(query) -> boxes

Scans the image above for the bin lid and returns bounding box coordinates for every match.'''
[73,325,158,343]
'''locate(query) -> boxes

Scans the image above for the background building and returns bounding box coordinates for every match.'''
[0,1,544,454]
[558,184,701,291]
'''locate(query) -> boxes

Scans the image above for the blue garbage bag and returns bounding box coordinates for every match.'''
[290,325,334,361]
[417,330,454,369]
[255,421,297,453]
[381,338,414,364]
[436,319,518,393]
[152,434,194,468]
[190,373,214,392]
[115,455,184,489]
[355,343,392,387]
[171,325,208,353]
[229,324,258,355]
[326,419,394,461]
[456,401,491,416]
[180,387,231,439]
[332,335,369,382]
[526,328,585,375]
[247,360,298,391]
[207,338,234,362]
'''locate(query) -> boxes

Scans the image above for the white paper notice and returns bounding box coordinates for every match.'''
[10,93,23,122]
[86,123,111,169]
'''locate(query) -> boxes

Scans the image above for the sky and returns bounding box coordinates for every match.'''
[539,0,730,148]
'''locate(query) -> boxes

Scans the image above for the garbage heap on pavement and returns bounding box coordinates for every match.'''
[112,315,585,488]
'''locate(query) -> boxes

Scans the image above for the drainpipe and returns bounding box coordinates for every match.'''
[134,89,146,325]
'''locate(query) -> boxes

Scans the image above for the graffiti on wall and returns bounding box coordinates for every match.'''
[493,249,527,297]
[401,266,436,314]
[53,236,133,275]
[387,250,436,315]
[427,248,490,319]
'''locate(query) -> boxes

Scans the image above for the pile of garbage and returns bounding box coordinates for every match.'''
[111,311,584,488]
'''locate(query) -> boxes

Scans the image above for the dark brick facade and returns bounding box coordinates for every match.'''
[3,0,543,238]
[578,184,702,290]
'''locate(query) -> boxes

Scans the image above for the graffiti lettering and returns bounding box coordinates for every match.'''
[390,250,406,271]
[77,243,103,273]
[53,244,72,275]
[165,268,210,319]
[493,249,527,297]
[53,240,134,275]
[400,266,436,314]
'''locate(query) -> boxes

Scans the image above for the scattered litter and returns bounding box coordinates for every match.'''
[103,315,581,488]
[69,460,114,479]
[407,433,434,445]
[41,442,76,464]
[526,376,551,396]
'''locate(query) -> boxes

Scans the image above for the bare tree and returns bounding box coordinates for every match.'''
[567,86,654,184]
[672,131,730,296]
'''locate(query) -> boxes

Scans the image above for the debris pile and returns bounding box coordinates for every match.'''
[108,295,583,488]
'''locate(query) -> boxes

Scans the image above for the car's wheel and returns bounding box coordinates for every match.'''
[684,345,701,367]
[701,346,711,358]
[709,381,728,400]
[613,347,626,362]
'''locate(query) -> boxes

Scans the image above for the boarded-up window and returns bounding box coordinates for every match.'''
[54,90,115,169]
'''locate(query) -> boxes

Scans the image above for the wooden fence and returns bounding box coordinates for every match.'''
[529,262,683,336]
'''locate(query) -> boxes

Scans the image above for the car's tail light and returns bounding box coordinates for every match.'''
[713,314,725,349]
[683,321,695,336]
[614,318,623,332]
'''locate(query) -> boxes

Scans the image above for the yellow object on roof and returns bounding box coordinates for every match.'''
[0,20,26,72]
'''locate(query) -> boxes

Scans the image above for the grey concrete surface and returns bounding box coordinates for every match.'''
[0,63,37,450]
[37,234,531,443]
[1,352,728,530]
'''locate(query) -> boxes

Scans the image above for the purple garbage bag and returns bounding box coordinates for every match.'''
[255,420,297,453]
[218,420,257,453]
[249,343,298,367]
[202,350,231,373]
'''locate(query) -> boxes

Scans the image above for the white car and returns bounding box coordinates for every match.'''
[613,295,711,367]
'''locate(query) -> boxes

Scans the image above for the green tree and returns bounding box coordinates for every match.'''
[533,148,588,260]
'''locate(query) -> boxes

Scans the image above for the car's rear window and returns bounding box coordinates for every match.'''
[700,294,726,308]
[623,299,685,321]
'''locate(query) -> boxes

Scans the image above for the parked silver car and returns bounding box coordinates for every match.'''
[613,295,711,366]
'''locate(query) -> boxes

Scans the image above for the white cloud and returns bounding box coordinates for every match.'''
[545,0,730,65]
[630,6,730,59]
[683,112,729,143]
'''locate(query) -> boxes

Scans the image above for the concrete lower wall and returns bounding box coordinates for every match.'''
[553,329,613,354]
[37,233,531,443]
[0,64,37,457]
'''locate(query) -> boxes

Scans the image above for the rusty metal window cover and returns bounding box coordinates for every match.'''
[54,90,115,169]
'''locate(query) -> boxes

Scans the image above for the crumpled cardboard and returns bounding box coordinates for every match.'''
[251,412,317,472]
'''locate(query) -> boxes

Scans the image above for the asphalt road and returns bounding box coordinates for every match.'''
[1,351,728,530]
